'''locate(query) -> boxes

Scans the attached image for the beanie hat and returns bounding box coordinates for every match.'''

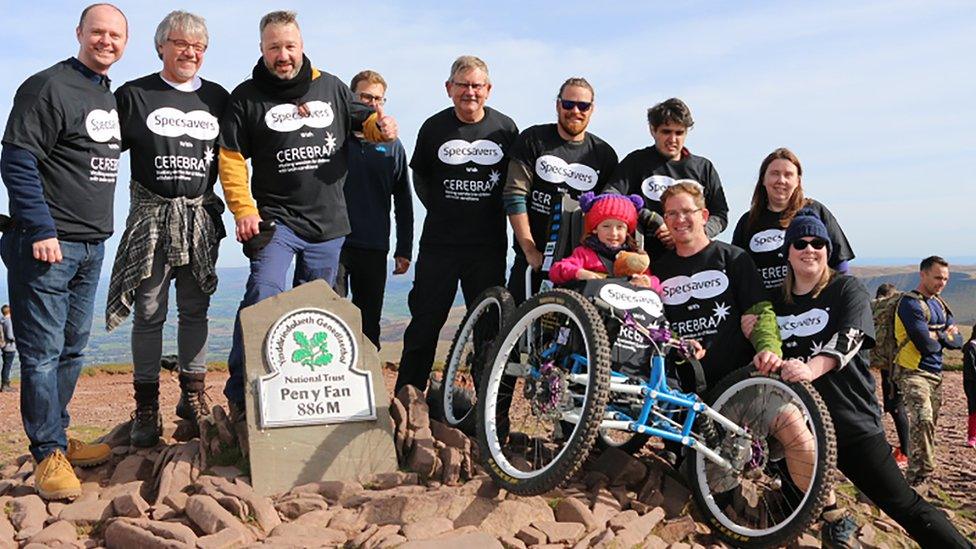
[783,208,832,257]
[579,192,644,235]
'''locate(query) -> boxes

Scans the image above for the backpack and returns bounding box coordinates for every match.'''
[871,290,952,370]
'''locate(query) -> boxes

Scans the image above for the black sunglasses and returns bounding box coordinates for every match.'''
[558,99,592,112]
[791,238,828,251]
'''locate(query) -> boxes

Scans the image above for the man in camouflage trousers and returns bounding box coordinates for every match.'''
[893,256,962,487]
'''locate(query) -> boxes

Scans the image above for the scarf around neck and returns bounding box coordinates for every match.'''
[251,53,313,101]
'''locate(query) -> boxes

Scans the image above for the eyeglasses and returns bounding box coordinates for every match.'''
[451,81,487,92]
[558,99,592,112]
[167,38,207,53]
[358,92,386,105]
[791,238,828,251]
[663,208,701,220]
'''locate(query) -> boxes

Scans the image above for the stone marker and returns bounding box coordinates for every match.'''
[241,280,398,496]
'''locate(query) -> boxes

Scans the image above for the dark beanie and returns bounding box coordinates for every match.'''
[783,209,832,257]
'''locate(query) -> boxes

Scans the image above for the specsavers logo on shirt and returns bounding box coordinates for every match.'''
[750,229,785,253]
[265,101,334,132]
[86,109,120,143]
[437,139,503,166]
[146,107,219,140]
[777,309,829,339]
[659,270,729,305]
[641,175,676,202]
[535,155,598,191]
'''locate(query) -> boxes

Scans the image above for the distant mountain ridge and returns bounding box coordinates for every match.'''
[0,263,971,368]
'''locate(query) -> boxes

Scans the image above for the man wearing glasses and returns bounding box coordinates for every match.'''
[607,98,729,261]
[335,70,413,351]
[218,10,398,425]
[106,10,228,448]
[394,55,518,393]
[653,181,780,392]
[503,77,618,304]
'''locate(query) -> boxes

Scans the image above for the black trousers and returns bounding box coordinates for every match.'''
[335,247,388,349]
[838,432,970,548]
[395,248,506,393]
[964,362,976,416]
[880,367,911,452]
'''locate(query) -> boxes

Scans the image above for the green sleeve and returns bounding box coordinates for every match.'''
[746,300,782,357]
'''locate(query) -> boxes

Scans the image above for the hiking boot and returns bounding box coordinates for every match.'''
[175,372,210,438]
[892,447,908,467]
[820,508,862,549]
[0,383,13,392]
[228,400,249,458]
[130,381,162,448]
[35,449,81,500]
[66,438,111,467]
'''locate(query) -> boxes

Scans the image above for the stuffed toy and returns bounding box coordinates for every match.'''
[613,250,650,278]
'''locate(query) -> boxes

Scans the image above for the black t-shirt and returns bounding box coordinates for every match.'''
[218,71,372,242]
[410,107,518,251]
[731,199,855,295]
[654,241,767,386]
[608,146,729,259]
[509,124,617,254]
[115,74,228,199]
[2,58,120,241]
[773,275,882,443]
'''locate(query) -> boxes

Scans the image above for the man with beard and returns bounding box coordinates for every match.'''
[218,10,398,427]
[0,3,127,500]
[106,10,228,447]
[502,77,617,303]
[607,98,729,260]
[394,56,518,393]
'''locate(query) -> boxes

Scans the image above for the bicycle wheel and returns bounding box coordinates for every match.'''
[437,286,514,435]
[477,289,611,496]
[687,366,836,548]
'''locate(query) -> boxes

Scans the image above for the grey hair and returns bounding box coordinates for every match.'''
[448,55,490,83]
[154,10,207,57]
[260,10,299,34]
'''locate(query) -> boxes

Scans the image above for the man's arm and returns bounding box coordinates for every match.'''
[217,147,260,242]
[703,163,729,237]
[942,306,963,349]
[897,297,942,354]
[503,159,542,268]
[391,142,413,271]
[0,144,61,262]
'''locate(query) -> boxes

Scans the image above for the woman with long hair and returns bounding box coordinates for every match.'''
[732,147,854,295]
[758,212,970,548]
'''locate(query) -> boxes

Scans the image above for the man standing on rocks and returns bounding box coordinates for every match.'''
[395,56,518,393]
[503,77,618,304]
[607,98,729,261]
[335,69,413,351]
[0,3,127,499]
[894,255,962,489]
[105,10,229,448]
[219,11,398,419]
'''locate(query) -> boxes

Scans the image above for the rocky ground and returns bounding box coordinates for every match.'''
[0,367,974,548]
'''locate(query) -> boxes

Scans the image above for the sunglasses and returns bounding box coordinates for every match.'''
[558,99,592,112]
[791,238,828,251]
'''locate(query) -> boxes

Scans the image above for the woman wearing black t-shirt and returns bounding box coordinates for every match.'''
[731,148,854,295]
[759,212,970,548]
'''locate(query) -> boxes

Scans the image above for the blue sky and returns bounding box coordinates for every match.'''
[1,0,974,270]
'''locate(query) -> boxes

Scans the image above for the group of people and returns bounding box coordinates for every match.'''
[0,3,971,548]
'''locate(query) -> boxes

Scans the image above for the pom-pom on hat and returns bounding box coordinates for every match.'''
[579,192,644,235]
[783,208,832,257]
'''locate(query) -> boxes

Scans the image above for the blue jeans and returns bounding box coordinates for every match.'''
[0,229,104,461]
[1,350,15,385]
[223,224,344,406]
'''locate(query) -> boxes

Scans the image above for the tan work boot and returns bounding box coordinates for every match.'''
[35,449,81,500]
[66,438,111,467]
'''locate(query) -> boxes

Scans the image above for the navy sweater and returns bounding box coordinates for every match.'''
[343,136,413,259]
